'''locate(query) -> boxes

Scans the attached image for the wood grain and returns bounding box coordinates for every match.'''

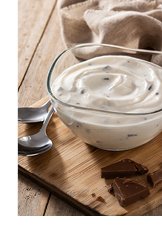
[18,174,49,216]
[18,2,65,106]
[45,194,84,216]
[145,205,162,216]
[18,98,162,216]
[18,0,57,216]
[18,0,57,87]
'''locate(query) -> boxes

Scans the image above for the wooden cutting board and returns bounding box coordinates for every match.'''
[18,97,162,216]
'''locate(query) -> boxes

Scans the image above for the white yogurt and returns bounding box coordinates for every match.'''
[52,56,162,150]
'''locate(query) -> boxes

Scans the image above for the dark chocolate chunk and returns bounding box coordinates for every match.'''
[147,168,162,187]
[101,159,148,179]
[109,178,150,207]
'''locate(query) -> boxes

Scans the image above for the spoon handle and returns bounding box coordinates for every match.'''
[43,100,51,109]
[41,107,54,132]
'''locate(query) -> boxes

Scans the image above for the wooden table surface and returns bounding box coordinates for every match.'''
[18,0,162,216]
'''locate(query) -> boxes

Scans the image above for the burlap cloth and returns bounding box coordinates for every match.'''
[58,0,162,65]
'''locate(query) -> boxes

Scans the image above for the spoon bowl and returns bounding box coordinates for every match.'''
[18,131,52,156]
[18,100,51,123]
[18,108,54,156]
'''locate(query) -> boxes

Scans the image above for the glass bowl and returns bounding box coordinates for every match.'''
[47,43,162,151]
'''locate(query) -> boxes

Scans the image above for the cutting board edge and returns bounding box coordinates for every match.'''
[18,165,102,216]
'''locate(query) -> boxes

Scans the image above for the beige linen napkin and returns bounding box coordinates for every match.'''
[59,0,162,65]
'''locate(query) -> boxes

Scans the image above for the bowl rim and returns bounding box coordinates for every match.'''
[47,43,162,116]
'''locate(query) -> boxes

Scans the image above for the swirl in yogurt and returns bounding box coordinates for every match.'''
[53,56,162,114]
[51,55,162,150]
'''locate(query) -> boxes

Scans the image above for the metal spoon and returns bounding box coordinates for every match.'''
[18,107,54,156]
[18,100,51,123]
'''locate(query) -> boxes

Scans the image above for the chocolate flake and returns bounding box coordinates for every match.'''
[155,92,159,95]
[76,122,81,128]
[91,193,96,197]
[148,85,153,91]
[127,134,138,137]
[103,77,110,81]
[101,159,148,179]
[108,184,114,195]
[96,196,106,203]
[80,89,85,94]
[103,65,111,71]
[109,178,150,207]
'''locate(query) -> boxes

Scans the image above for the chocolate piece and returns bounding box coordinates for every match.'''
[109,178,150,207]
[147,168,162,187]
[101,159,148,179]
[96,196,106,203]
[91,193,96,197]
